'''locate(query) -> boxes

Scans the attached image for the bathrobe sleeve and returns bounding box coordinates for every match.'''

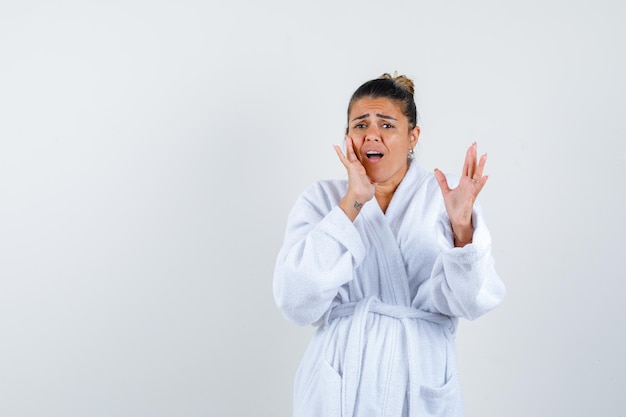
[273,182,367,326]
[414,200,506,321]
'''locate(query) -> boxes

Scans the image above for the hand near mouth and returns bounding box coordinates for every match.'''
[334,136,377,221]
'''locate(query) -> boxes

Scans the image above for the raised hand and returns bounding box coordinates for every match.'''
[434,142,488,246]
[334,136,376,221]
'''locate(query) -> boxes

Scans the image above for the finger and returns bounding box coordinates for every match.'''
[434,168,451,196]
[463,142,476,178]
[333,145,349,168]
[474,152,488,180]
[474,174,489,195]
[345,136,358,162]
[471,142,479,178]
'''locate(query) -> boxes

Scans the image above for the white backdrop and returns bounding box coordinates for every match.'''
[1,1,624,416]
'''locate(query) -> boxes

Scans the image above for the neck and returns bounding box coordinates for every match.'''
[375,183,400,213]
[371,161,412,213]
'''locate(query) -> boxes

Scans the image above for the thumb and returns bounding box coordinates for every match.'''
[434,169,450,195]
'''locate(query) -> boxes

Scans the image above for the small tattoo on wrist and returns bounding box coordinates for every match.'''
[353,201,363,210]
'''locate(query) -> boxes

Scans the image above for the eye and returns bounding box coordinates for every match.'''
[353,123,366,129]
[381,123,394,129]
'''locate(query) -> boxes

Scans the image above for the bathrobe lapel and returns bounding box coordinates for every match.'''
[357,161,428,307]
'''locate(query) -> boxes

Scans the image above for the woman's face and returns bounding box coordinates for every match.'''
[347,97,420,187]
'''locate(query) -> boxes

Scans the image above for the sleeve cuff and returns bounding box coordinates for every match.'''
[317,205,367,266]
[437,208,492,263]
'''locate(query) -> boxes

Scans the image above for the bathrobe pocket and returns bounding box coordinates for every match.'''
[294,359,342,417]
[419,372,462,416]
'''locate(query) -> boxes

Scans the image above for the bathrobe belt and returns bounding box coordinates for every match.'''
[328,297,454,417]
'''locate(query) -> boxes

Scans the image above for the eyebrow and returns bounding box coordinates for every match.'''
[351,113,398,122]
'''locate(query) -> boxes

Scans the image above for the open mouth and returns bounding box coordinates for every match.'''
[366,151,384,161]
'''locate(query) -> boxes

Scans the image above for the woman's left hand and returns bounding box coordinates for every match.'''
[434,142,488,247]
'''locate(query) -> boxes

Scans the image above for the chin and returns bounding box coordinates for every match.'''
[365,172,386,184]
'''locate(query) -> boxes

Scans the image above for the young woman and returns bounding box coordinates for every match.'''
[274,73,505,417]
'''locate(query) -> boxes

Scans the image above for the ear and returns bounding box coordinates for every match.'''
[409,125,420,147]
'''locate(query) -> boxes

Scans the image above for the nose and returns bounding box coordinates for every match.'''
[365,126,380,142]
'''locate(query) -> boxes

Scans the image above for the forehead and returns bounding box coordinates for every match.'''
[349,97,404,119]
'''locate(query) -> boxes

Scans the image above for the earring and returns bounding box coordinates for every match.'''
[408,148,415,159]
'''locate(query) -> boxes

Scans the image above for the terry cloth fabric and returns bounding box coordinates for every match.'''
[274,160,505,417]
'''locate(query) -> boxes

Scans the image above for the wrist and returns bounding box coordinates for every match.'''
[451,222,473,247]
[339,196,364,222]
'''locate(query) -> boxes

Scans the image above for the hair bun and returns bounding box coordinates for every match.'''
[379,72,415,96]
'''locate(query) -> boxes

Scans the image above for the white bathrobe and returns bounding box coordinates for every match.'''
[273,160,505,417]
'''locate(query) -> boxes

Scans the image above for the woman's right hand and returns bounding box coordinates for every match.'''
[333,136,376,221]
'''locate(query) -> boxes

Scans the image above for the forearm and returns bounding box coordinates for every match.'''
[274,205,366,325]
[339,194,365,222]
[414,206,505,319]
